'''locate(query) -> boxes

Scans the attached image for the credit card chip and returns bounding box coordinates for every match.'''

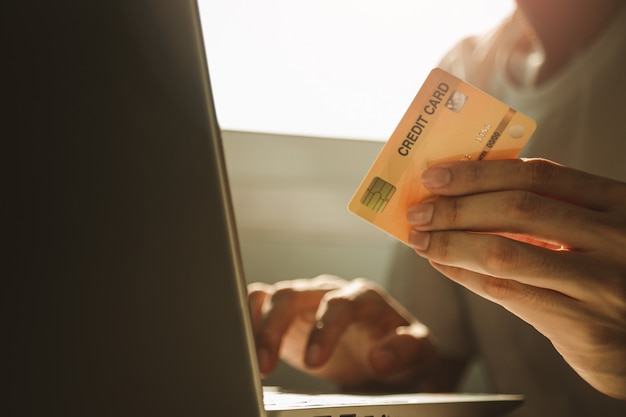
[360,177,396,213]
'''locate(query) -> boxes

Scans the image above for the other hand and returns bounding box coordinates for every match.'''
[407,158,626,400]
[248,275,440,391]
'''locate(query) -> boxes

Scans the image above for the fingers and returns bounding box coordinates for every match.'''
[407,159,626,301]
[248,276,431,387]
[407,190,611,251]
[421,159,626,211]
[305,279,411,367]
[410,228,602,300]
[248,282,282,375]
[248,282,270,331]
[249,277,336,375]
[427,261,581,337]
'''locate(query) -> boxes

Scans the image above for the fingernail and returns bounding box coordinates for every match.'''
[422,167,451,189]
[407,203,433,226]
[305,344,322,367]
[371,349,396,374]
[408,230,431,251]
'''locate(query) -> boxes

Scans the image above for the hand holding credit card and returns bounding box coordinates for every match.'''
[348,68,536,246]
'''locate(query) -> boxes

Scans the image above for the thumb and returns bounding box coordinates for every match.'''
[369,323,435,381]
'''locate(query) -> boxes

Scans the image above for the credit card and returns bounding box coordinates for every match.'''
[348,67,536,246]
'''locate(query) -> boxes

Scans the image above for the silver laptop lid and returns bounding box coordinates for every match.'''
[11,0,265,415]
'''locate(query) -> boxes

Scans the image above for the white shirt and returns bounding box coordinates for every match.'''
[388,7,626,417]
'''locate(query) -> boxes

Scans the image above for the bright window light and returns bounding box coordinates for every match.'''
[200,0,515,141]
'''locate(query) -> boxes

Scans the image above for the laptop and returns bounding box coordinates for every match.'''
[10,0,522,415]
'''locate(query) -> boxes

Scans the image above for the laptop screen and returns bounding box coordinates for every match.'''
[12,0,265,415]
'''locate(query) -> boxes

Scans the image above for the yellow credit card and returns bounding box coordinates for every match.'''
[348,67,536,246]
